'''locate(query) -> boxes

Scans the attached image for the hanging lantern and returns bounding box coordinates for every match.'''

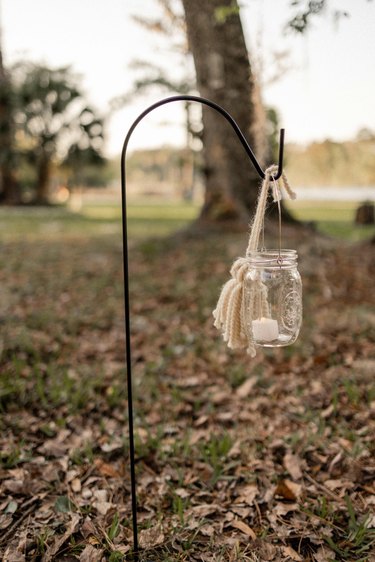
[213,165,302,357]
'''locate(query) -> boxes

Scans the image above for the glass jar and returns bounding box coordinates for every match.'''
[244,250,302,347]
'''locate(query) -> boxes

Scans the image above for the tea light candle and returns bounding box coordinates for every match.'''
[252,317,279,342]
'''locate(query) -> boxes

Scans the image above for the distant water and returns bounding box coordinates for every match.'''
[296,187,375,201]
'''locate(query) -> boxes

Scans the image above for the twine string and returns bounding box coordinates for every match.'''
[271,172,283,265]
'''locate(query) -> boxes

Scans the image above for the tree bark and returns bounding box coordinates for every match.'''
[181,0,260,227]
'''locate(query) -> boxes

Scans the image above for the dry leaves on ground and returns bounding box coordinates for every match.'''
[0,228,374,560]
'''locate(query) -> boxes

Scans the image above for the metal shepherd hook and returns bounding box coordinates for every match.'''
[120,94,285,559]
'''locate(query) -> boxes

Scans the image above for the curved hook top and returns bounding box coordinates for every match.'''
[121,94,285,182]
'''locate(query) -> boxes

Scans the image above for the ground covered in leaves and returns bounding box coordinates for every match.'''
[0,215,374,561]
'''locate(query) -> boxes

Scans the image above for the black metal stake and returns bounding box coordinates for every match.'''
[120,94,285,559]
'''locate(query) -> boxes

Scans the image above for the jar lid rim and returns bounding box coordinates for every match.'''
[246,249,298,266]
[247,249,297,256]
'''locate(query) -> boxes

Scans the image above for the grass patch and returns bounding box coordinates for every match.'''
[285,200,375,241]
[0,201,199,241]
[0,198,373,242]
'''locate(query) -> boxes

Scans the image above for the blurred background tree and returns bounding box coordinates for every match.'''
[0,45,18,203]
[12,63,106,204]
[121,0,296,228]
[0,0,373,214]
[0,53,107,205]
[119,0,374,228]
[286,0,351,33]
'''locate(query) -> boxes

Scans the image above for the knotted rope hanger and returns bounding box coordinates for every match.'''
[213,164,296,357]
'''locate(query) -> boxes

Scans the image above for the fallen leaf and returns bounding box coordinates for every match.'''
[257,541,278,560]
[3,544,25,562]
[328,451,343,473]
[40,463,60,483]
[94,458,121,478]
[80,517,98,539]
[284,453,303,480]
[38,438,69,458]
[65,469,78,483]
[0,514,13,530]
[281,545,303,561]
[200,523,216,536]
[79,544,104,562]
[230,519,256,540]
[71,478,81,493]
[43,513,80,561]
[274,502,299,516]
[211,390,229,404]
[189,429,206,445]
[274,479,302,501]
[139,525,165,549]
[2,480,25,494]
[93,489,108,502]
[189,503,221,517]
[236,376,257,398]
[324,479,353,492]
[93,501,113,516]
[174,487,190,498]
[81,488,92,500]
[321,404,334,419]
[231,507,251,518]
[313,545,337,561]
[237,484,258,506]
[228,439,241,457]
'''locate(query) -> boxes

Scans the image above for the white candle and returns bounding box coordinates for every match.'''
[252,317,279,342]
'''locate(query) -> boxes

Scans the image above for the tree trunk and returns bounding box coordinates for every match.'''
[181,0,298,229]
[35,153,51,204]
[0,48,20,204]
[182,0,262,227]
[0,163,19,204]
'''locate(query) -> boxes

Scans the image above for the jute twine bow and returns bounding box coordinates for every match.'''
[213,164,296,357]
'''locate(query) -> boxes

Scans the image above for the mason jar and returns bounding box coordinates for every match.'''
[244,250,302,347]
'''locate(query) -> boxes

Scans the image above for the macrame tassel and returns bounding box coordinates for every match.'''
[213,257,250,350]
[213,164,296,357]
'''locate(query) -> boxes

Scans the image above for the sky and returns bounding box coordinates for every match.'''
[1,0,375,156]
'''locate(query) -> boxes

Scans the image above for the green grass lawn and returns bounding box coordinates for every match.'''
[0,201,197,240]
[0,199,373,242]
